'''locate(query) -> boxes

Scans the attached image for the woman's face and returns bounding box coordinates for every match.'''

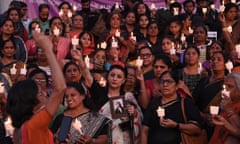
[125,68,136,86]
[110,14,121,29]
[182,16,192,27]
[224,76,240,101]
[225,7,238,21]
[73,15,84,29]
[50,18,63,33]
[139,48,154,66]
[153,60,169,78]
[139,15,149,29]
[137,4,146,14]
[169,21,181,36]
[65,87,85,109]
[108,47,120,60]
[209,43,222,57]
[2,21,14,35]
[211,53,225,72]
[147,23,159,37]
[9,10,20,23]
[159,73,177,97]
[80,33,91,48]
[125,12,136,25]
[184,48,199,65]
[61,4,70,15]
[108,68,126,89]
[162,38,173,54]
[193,26,207,43]
[64,64,82,82]
[94,50,106,61]
[1,41,15,58]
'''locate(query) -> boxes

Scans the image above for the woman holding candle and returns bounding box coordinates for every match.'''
[58,1,72,27]
[141,70,202,144]
[135,14,150,41]
[147,21,162,55]
[210,72,240,144]
[6,31,66,144]
[51,82,110,144]
[68,14,84,38]
[193,51,226,139]
[78,31,95,56]
[49,17,70,60]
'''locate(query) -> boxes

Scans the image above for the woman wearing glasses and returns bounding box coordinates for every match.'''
[141,70,202,144]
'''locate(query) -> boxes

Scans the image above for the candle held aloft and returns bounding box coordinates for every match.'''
[150,3,156,10]
[130,32,136,41]
[156,106,165,117]
[59,9,63,17]
[170,42,176,55]
[111,37,118,48]
[73,5,77,11]
[136,56,143,68]
[71,35,79,49]
[115,29,120,37]
[100,41,107,49]
[85,55,90,69]
[20,64,27,75]
[202,8,207,15]
[10,64,17,75]
[180,33,186,42]
[188,27,193,34]
[173,7,179,16]
[221,84,230,98]
[67,10,72,18]
[210,106,219,115]
[225,60,233,73]
[53,27,60,36]
[99,77,106,87]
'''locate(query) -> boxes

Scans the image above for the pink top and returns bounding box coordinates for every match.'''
[26,39,36,56]
[56,37,70,60]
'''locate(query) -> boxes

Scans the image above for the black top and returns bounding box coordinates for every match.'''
[143,96,202,144]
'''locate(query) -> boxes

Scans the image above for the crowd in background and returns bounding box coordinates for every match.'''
[0,0,240,143]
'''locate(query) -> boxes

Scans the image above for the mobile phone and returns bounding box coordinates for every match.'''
[58,116,72,142]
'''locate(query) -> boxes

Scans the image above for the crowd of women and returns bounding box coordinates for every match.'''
[0,0,240,143]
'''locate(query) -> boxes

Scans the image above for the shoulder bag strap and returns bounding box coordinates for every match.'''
[181,98,187,123]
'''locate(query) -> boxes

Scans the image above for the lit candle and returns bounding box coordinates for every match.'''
[136,56,143,68]
[188,27,193,34]
[115,29,120,37]
[71,35,79,49]
[53,27,60,36]
[227,26,232,33]
[235,44,240,58]
[73,5,77,11]
[99,77,106,87]
[85,55,90,69]
[210,4,215,10]
[170,0,175,3]
[156,106,165,117]
[59,9,63,17]
[173,7,179,16]
[0,82,4,93]
[20,64,27,75]
[225,60,233,73]
[231,0,236,3]
[111,37,118,48]
[150,3,156,10]
[115,2,120,9]
[130,32,136,41]
[72,119,83,135]
[4,117,14,137]
[210,106,219,115]
[202,8,207,15]
[180,33,186,42]
[100,41,107,49]
[198,62,202,74]
[219,1,225,12]
[170,42,176,55]
[221,84,230,98]
[67,10,72,18]
[97,44,100,49]
[10,64,17,75]
[35,24,41,33]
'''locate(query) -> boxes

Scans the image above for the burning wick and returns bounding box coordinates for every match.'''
[221,84,230,98]
[156,106,165,117]
[210,106,219,115]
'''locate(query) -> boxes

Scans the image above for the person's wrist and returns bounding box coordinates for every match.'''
[175,122,179,129]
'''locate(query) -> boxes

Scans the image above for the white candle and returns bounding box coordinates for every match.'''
[130,32,136,41]
[67,10,72,18]
[111,37,118,48]
[210,106,219,115]
[221,84,230,98]
[210,4,215,10]
[173,7,179,16]
[150,3,156,10]
[136,56,143,68]
[198,62,202,74]
[202,8,207,15]
[72,119,83,135]
[115,29,120,37]
[181,33,186,42]
[85,55,90,69]
[227,26,232,33]
[188,27,193,34]
[225,60,233,73]
[71,35,79,49]
[20,64,27,75]
[115,2,120,9]
[4,117,14,137]
[73,5,77,11]
[156,106,165,117]
[35,24,41,33]
[235,44,240,58]
[0,82,4,93]
[100,41,107,49]
[99,77,106,87]
[53,27,60,36]
[10,64,17,75]
[59,9,63,17]
[170,42,176,55]
[231,0,236,3]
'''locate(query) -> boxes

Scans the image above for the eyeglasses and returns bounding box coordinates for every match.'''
[140,53,152,58]
[159,79,175,85]
[33,78,46,83]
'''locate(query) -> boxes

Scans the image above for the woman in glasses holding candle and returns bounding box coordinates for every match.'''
[193,51,226,139]
[49,17,70,60]
[141,70,202,144]
[210,72,240,144]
